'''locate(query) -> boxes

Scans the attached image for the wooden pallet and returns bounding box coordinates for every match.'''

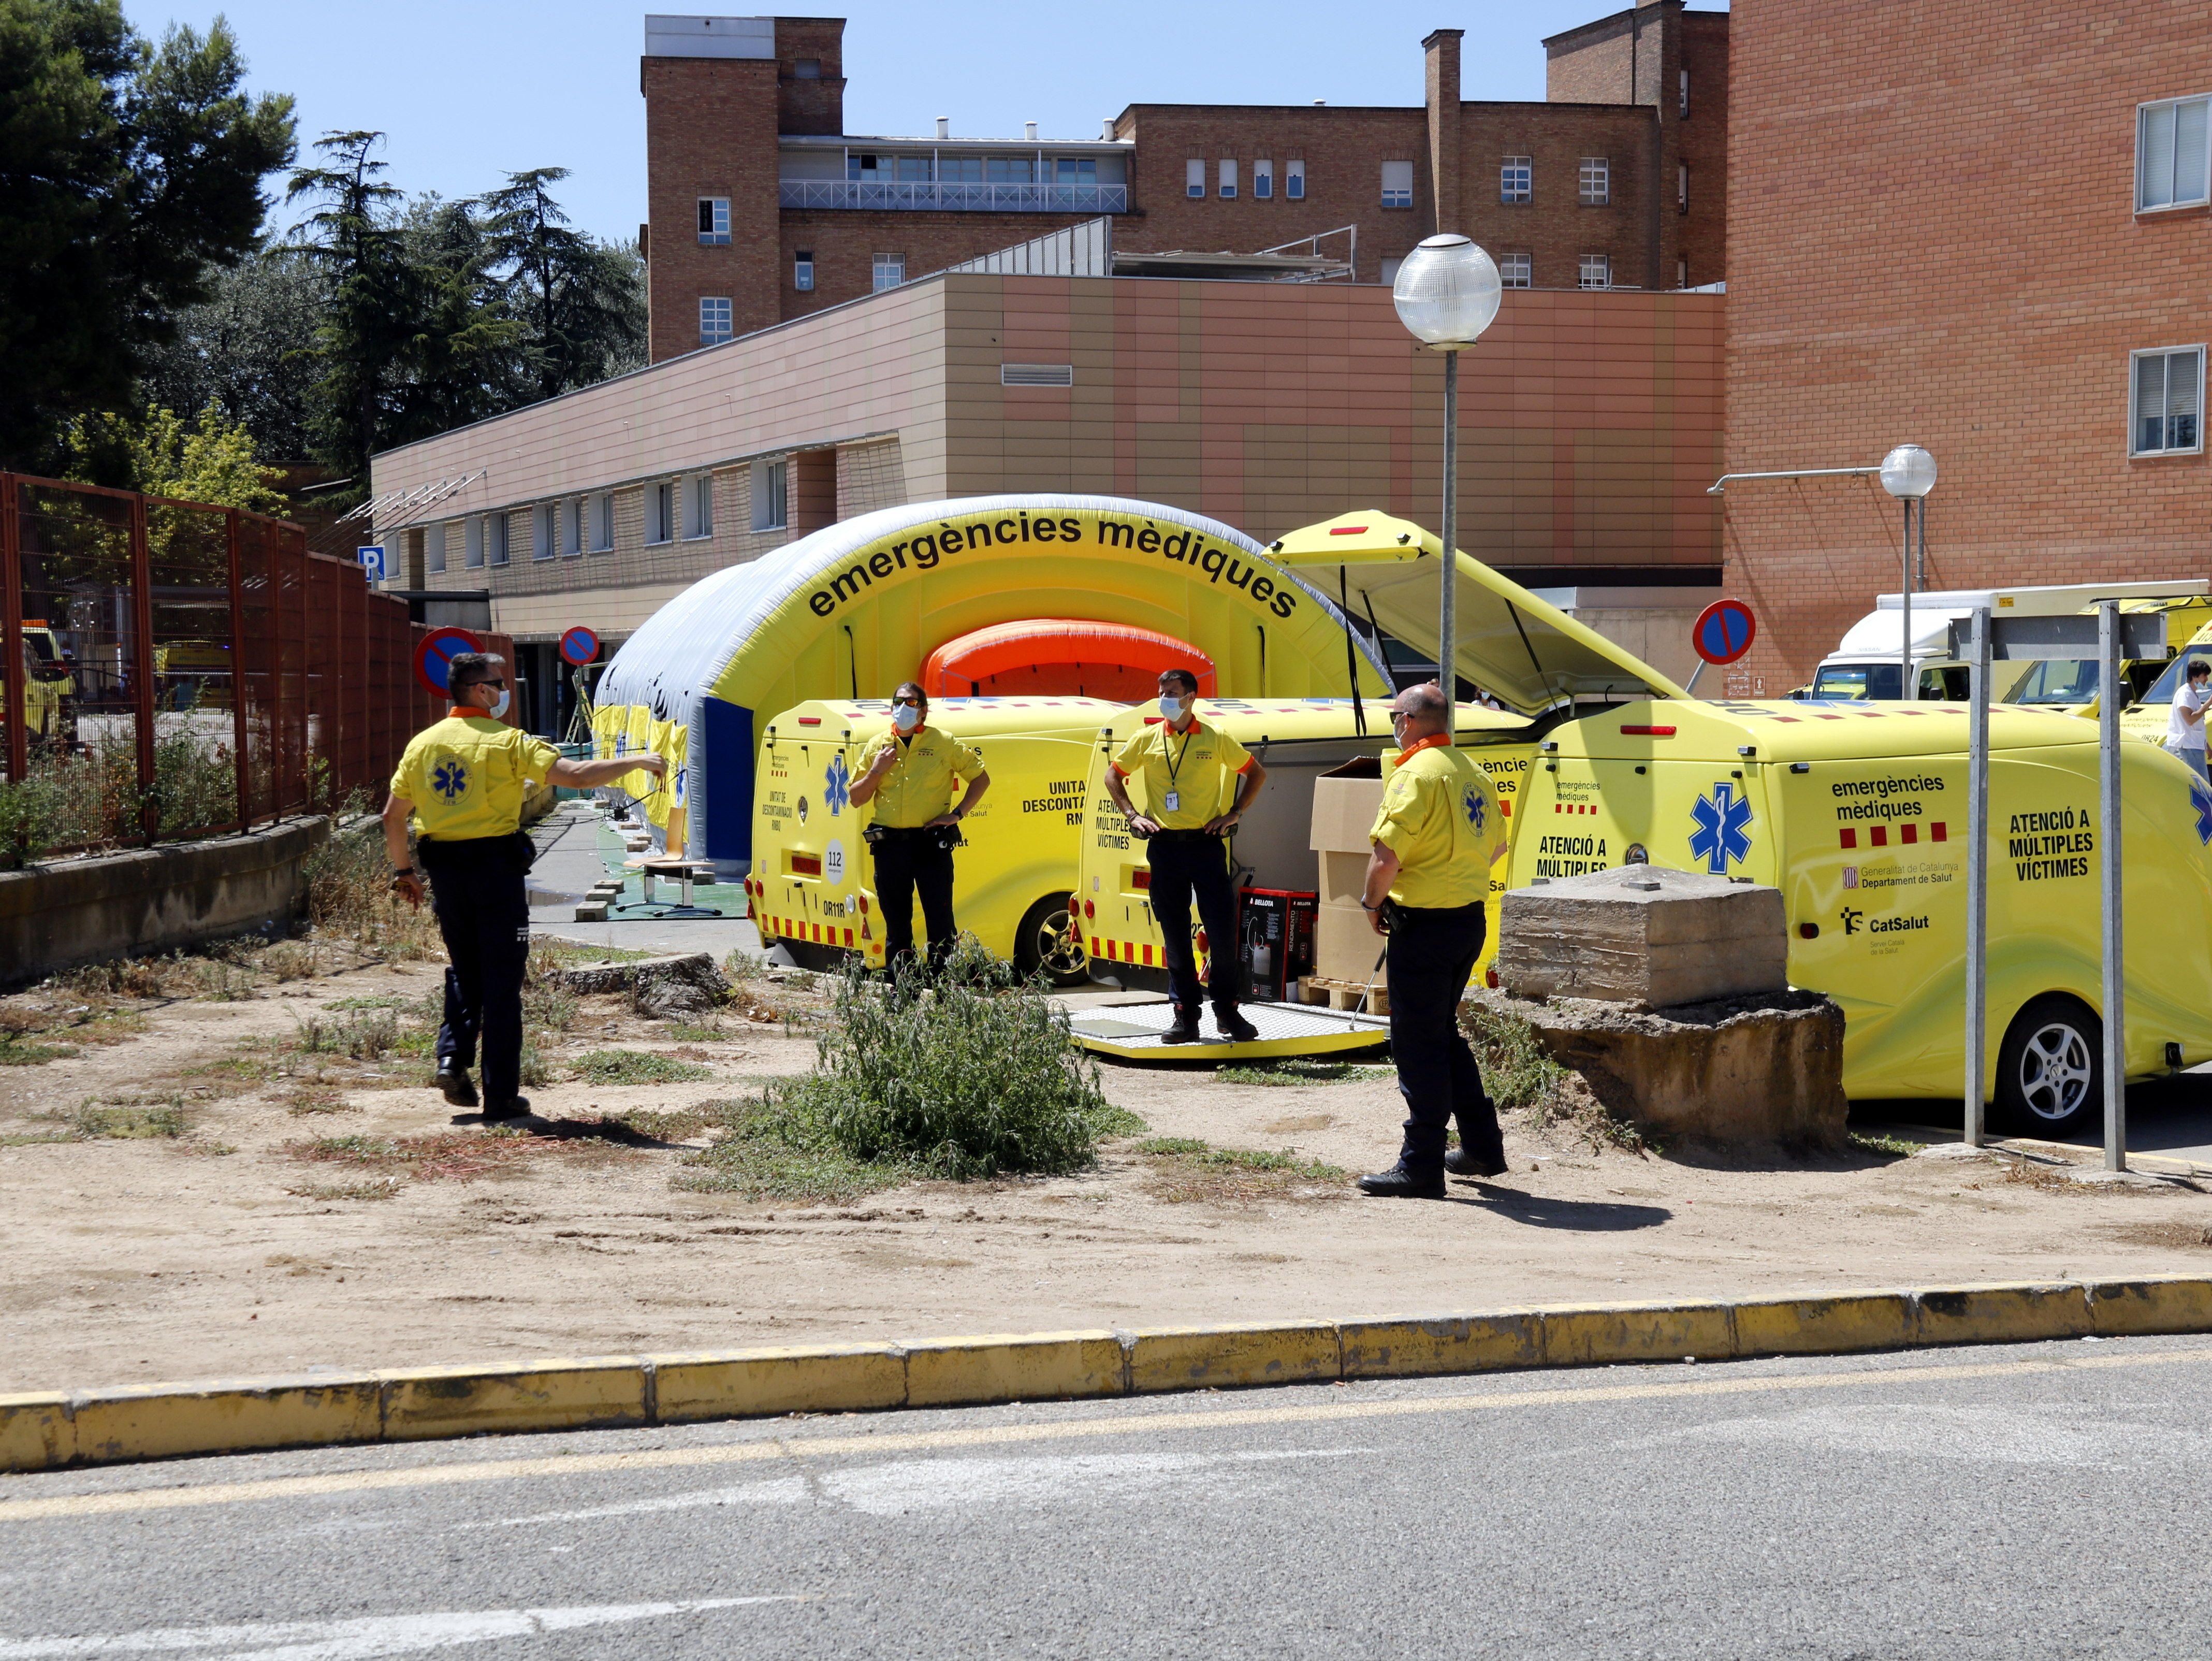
[1298,975,1389,1017]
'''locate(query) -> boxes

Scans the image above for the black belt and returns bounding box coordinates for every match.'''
[1144,827,1221,844]
[864,822,964,849]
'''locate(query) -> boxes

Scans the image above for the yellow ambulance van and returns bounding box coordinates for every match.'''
[1505,698,2212,1131]
[2007,593,2212,719]
[2122,619,2212,748]
[746,697,1117,983]
[1073,698,1530,995]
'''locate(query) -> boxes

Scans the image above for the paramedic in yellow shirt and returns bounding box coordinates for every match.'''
[1102,668,1268,1045]
[848,680,991,975]
[1355,681,1509,1199]
[383,652,664,1122]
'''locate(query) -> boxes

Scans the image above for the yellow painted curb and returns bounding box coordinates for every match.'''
[10,1277,2212,1474]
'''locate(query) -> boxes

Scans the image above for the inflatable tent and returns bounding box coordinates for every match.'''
[593,494,1394,870]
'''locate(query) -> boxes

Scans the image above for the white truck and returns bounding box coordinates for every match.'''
[1805,581,2207,704]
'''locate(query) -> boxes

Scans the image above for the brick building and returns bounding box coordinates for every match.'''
[1720,0,2212,694]
[643,2,1727,360]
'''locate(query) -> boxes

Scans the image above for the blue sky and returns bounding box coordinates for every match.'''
[134,1,1724,245]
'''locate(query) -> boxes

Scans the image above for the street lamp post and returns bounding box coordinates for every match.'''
[1392,235,1502,693]
[1879,444,1938,700]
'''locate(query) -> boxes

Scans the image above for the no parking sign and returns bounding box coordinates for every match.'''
[1692,599,1757,666]
[560,626,600,666]
[414,627,485,698]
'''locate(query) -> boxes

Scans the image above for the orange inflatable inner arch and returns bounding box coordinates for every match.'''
[920,618,1217,701]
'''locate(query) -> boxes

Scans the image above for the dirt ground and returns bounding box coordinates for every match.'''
[5,957,2212,1393]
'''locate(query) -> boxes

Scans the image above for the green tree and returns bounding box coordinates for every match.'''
[389,194,526,443]
[0,2,295,467]
[143,246,328,460]
[483,168,647,402]
[61,400,286,514]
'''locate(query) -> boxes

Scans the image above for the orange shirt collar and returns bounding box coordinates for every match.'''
[1399,731,1453,759]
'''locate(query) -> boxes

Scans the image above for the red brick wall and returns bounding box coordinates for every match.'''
[1724,0,2212,691]
[778,210,1109,320]
[644,53,781,359]
[1450,102,1660,291]
[1676,11,1726,287]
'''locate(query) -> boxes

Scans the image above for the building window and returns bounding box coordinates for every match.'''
[1678,258,1689,288]
[1679,164,1689,212]
[1254,159,1273,199]
[940,156,984,182]
[752,458,788,531]
[2133,346,2205,455]
[794,249,814,291]
[487,514,509,567]
[1380,256,1403,287]
[697,197,730,245]
[682,474,714,540]
[872,252,905,291]
[1219,158,1238,199]
[560,498,583,557]
[1501,253,1531,288]
[1579,157,1610,206]
[1055,157,1097,186]
[1381,160,1414,208]
[1680,69,1690,118]
[1579,253,1611,290]
[427,522,447,575]
[1186,158,1205,198]
[589,493,614,553]
[1501,156,1532,204]
[1286,158,1304,199]
[532,502,556,561]
[2137,96,2211,211]
[700,296,733,346]
[988,156,1035,183]
[463,517,484,570]
[795,56,821,78]
[647,481,674,545]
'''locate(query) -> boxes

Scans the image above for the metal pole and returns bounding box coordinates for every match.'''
[1963,605,1990,1146]
[1917,495,1929,587]
[2,474,24,790]
[127,492,157,844]
[1900,500,1913,701]
[1438,349,1459,697]
[225,510,249,831]
[2100,600,2127,1172]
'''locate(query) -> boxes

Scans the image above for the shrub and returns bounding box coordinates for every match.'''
[569,1048,710,1085]
[1461,1002,1569,1110]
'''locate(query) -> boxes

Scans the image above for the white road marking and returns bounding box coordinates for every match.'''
[0,1598,797,1659]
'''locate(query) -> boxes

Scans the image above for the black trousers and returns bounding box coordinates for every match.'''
[871,833,956,972]
[1148,834,1243,1014]
[1385,900,1500,1171]
[418,833,532,1110]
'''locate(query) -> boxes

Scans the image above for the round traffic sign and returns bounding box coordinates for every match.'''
[560,626,601,667]
[414,627,485,698]
[1692,599,1757,667]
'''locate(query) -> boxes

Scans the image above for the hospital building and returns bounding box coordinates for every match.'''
[365,2,1731,735]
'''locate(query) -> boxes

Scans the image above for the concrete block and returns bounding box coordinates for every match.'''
[1910,1282,2093,1348]
[380,1357,648,1440]
[1733,1291,1913,1357]
[1127,1320,1341,1393]
[1498,988,1850,1146]
[1340,1312,1542,1379]
[1539,1299,1736,1366]
[2087,1276,2212,1337]
[1497,864,1787,1010]
[67,1373,382,1466]
[650,1344,907,1421]
[573,902,609,921]
[904,1330,1125,1407]
[0,1393,76,1472]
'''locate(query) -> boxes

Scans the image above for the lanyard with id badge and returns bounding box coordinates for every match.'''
[1162,726,1194,815]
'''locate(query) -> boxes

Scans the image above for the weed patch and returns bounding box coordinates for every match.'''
[286,1127,626,1185]
[0,1038,77,1066]
[1847,1130,1925,1158]
[1461,1003,1570,1110]
[1132,1136,1349,1204]
[287,1177,404,1202]
[1216,1059,1390,1087]
[73,1101,188,1138]
[569,1048,713,1086]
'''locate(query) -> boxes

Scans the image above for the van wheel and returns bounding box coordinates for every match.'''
[1015,896,1091,987]
[1995,995,2102,1135]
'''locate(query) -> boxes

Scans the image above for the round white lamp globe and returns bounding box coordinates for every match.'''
[1879,443,1939,499]
[1392,234,1503,349]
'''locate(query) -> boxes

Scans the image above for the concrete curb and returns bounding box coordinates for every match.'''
[7,1275,2212,1473]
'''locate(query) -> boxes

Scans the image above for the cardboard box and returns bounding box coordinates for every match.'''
[1317,850,1367,906]
[1313,902,1385,985]
[1308,757,1385,854]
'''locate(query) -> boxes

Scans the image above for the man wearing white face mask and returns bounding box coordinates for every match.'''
[383,652,664,1121]
[849,681,991,974]
[1103,668,1268,1044]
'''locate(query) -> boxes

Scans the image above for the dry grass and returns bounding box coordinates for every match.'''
[1130,1136,1349,1205]
[284,1126,645,1186]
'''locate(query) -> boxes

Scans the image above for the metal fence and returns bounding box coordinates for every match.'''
[2,472,507,859]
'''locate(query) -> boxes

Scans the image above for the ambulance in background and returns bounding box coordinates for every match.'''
[1804,581,2205,704]
[2124,618,2212,747]
[746,697,1117,984]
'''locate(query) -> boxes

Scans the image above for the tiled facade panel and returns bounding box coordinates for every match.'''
[1723,0,2212,690]
[836,439,909,518]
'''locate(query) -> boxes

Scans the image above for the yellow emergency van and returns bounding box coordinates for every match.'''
[1507,698,2212,1131]
[1074,698,1530,994]
[746,697,1117,983]
[2122,619,2212,748]
[2008,594,2212,720]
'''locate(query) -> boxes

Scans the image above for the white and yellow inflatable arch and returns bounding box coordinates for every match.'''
[593,494,1394,870]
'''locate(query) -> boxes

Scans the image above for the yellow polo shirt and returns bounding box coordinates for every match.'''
[390,715,560,841]
[1369,737,1504,909]
[1111,717,1254,830]
[854,726,986,828]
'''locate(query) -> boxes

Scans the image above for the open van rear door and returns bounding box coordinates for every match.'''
[1270,509,1687,716]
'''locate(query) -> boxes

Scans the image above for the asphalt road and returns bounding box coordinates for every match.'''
[6,1336,2212,1658]
[1859,1065,2212,1166]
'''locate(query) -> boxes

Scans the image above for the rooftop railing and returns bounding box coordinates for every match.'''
[779,180,1129,213]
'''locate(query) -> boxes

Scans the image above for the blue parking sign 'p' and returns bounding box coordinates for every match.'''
[357,544,386,583]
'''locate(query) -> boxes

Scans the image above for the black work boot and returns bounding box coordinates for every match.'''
[482,1096,533,1124]
[1160,1008,1205,1044]
[1357,1163,1447,1199]
[436,1065,478,1108]
[1215,1006,1260,1044]
[1445,1146,1507,1179]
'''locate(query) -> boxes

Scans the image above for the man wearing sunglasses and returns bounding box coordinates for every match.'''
[383,651,665,1122]
[849,681,990,974]
[1355,682,1509,1198]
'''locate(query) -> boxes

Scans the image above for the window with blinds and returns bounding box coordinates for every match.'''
[2137,96,2211,211]
[2133,347,2204,455]
[1380,160,1414,208]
